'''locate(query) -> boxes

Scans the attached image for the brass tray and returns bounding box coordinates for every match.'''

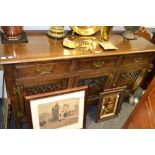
[70,26,100,36]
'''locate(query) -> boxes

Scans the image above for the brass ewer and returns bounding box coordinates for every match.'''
[99,26,113,41]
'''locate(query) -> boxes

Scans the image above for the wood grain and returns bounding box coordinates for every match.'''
[1,31,155,128]
[123,76,155,129]
[0,31,155,65]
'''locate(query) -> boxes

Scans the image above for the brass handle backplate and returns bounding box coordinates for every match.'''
[36,65,53,75]
[133,57,142,63]
[17,111,24,118]
[92,60,105,68]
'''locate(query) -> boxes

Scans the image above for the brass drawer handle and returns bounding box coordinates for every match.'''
[92,60,105,68]
[36,66,53,75]
[133,57,143,63]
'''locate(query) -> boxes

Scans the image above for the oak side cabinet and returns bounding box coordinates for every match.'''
[0,31,155,128]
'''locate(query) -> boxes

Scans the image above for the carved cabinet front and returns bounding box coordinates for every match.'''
[3,53,154,128]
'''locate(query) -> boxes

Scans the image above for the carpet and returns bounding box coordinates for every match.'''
[86,103,135,129]
[86,87,143,128]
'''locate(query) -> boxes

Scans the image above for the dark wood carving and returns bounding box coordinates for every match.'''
[116,71,140,89]
[78,76,108,101]
[15,79,69,123]
[25,81,68,96]
[1,31,155,128]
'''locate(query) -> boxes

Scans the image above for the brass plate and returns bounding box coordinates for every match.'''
[70,26,100,36]
[99,41,118,50]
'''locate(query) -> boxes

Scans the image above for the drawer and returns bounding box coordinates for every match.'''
[78,57,118,71]
[14,60,71,78]
[122,54,151,66]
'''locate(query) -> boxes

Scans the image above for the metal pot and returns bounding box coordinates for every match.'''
[1,26,22,40]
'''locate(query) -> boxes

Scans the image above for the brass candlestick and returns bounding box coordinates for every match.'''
[47,26,66,39]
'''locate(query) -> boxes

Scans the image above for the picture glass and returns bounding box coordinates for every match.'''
[100,93,119,118]
[30,90,85,129]
[38,98,79,129]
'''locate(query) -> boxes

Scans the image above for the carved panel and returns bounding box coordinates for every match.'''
[116,71,140,89]
[25,79,68,96]
[77,76,108,101]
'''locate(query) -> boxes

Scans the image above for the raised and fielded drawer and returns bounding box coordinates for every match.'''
[14,60,71,78]
[121,54,151,66]
[78,57,118,71]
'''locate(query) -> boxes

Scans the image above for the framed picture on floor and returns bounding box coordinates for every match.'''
[25,86,88,129]
[96,86,126,123]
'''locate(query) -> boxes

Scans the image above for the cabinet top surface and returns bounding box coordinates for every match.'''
[0,30,155,64]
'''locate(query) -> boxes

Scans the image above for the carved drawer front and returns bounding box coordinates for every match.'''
[15,77,69,119]
[122,54,151,66]
[23,78,69,96]
[78,57,118,71]
[14,60,71,78]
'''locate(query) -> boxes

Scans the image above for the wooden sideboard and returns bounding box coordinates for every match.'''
[0,31,155,128]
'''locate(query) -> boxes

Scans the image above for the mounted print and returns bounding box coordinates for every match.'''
[25,86,88,129]
[96,86,126,123]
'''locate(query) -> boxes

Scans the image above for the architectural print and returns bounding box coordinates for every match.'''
[38,98,80,128]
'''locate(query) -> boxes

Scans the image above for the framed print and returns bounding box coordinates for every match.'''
[25,86,88,129]
[96,86,126,123]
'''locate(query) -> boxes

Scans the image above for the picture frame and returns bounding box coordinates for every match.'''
[25,86,88,129]
[96,86,126,123]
